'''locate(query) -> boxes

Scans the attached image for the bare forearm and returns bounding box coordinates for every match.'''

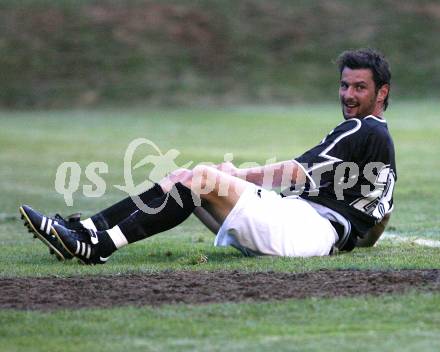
[234,161,304,189]
[356,213,391,247]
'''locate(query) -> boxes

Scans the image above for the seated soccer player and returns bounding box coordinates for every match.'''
[20,48,396,264]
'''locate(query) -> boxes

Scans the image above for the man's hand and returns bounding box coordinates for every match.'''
[216,162,238,176]
[356,213,391,247]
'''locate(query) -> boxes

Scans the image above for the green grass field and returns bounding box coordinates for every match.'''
[1,101,439,351]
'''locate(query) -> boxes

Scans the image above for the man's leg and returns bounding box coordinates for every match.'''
[85,164,242,234]
[102,165,248,249]
[193,207,220,234]
[160,165,248,223]
[19,183,166,261]
[80,183,165,231]
[53,165,250,264]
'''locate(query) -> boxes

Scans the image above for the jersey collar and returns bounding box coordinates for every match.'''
[364,115,387,123]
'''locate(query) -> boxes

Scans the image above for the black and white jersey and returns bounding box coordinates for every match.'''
[285,115,397,240]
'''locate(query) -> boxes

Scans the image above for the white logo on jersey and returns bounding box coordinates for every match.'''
[350,165,396,219]
[308,119,362,174]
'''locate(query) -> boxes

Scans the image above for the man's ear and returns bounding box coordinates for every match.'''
[377,84,390,105]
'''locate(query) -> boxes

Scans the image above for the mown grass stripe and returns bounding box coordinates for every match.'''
[381,233,440,248]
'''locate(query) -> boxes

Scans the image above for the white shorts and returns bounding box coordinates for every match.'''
[214,185,338,257]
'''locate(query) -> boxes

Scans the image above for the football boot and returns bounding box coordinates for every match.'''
[51,223,110,265]
[19,205,82,261]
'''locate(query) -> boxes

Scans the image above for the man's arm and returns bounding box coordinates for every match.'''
[217,160,307,190]
[356,213,391,247]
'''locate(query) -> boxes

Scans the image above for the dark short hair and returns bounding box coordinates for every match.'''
[337,48,391,110]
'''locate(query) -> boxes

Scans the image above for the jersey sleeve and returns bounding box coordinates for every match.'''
[351,125,397,218]
[289,116,397,243]
[294,119,363,188]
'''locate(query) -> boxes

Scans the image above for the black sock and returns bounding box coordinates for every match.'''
[90,183,165,230]
[117,182,197,243]
[95,230,118,257]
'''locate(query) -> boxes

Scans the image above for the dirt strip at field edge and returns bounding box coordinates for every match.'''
[1,269,440,311]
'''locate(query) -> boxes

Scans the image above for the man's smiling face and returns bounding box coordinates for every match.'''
[339,67,382,120]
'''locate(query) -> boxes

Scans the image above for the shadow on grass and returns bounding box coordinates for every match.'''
[113,243,245,266]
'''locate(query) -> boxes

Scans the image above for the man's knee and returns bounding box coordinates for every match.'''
[160,168,192,193]
[164,164,233,198]
[191,165,220,195]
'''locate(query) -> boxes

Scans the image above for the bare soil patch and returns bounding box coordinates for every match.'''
[1,269,439,311]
